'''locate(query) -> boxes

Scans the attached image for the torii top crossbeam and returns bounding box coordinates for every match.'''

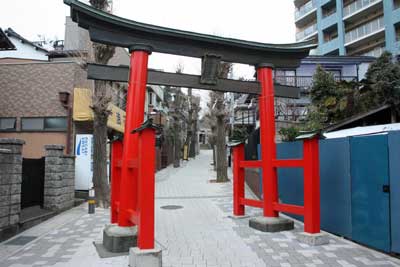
[64,0,316,68]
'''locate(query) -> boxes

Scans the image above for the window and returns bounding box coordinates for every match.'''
[0,118,16,131]
[44,117,67,130]
[21,117,67,131]
[21,118,44,130]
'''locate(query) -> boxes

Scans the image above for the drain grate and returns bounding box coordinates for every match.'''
[5,236,37,246]
[160,205,183,210]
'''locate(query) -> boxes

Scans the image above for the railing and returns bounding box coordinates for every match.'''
[234,109,256,125]
[343,0,380,18]
[345,16,384,44]
[361,46,385,57]
[296,23,318,41]
[275,75,357,89]
[295,0,317,20]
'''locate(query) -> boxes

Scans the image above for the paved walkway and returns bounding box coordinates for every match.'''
[1,150,400,267]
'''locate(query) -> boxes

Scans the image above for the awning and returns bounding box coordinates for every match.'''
[73,88,125,133]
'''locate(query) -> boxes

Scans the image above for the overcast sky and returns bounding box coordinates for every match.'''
[0,0,296,108]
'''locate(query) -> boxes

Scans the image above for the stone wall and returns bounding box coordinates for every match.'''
[43,145,75,211]
[0,139,24,239]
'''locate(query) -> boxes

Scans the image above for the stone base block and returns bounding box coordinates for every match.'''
[129,247,162,267]
[249,216,294,232]
[102,224,137,253]
[297,232,329,246]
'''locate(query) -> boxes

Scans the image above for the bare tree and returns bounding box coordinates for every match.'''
[208,62,232,182]
[185,88,193,157]
[189,95,201,157]
[90,0,115,208]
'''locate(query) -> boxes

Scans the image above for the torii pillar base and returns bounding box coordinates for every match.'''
[102,224,137,253]
[129,247,162,267]
[249,216,294,232]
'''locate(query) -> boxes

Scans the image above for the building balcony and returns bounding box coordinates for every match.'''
[295,0,317,27]
[321,12,338,30]
[296,23,318,41]
[343,0,383,22]
[319,37,340,55]
[274,75,358,91]
[344,16,385,47]
[393,6,400,24]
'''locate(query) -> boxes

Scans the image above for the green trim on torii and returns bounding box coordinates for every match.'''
[64,0,317,67]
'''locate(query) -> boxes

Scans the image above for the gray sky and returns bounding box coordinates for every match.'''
[1,0,296,108]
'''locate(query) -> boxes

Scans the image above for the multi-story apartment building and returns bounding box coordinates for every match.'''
[295,0,400,57]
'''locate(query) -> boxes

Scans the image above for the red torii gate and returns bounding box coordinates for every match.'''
[65,0,325,257]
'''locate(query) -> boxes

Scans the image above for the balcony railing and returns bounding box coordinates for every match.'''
[275,75,357,90]
[343,0,380,18]
[361,46,385,57]
[345,16,384,44]
[295,0,317,20]
[296,23,318,41]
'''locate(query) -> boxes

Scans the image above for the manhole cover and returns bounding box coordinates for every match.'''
[160,205,183,210]
[5,236,37,246]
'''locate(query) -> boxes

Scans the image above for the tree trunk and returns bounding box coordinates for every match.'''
[92,80,111,208]
[173,120,181,168]
[186,88,193,158]
[190,123,197,157]
[208,144,216,169]
[216,114,228,182]
[89,0,115,208]
[391,106,397,123]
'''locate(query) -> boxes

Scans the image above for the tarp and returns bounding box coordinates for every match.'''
[325,123,400,139]
[73,88,125,133]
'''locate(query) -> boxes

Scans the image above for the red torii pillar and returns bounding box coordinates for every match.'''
[232,63,327,244]
[118,46,151,227]
[108,45,160,254]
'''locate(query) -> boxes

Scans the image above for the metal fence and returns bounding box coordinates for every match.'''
[274,75,357,89]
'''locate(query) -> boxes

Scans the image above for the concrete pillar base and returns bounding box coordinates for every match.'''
[129,247,162,267]
[249,216,294,232]
[102,224,137,253]
[297,232,329,246]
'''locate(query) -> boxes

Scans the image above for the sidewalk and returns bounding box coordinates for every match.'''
[1,150,399,267]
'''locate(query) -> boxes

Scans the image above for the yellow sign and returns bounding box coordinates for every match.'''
[73,88,126,133]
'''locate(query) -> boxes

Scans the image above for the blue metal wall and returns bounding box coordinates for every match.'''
[319,138,352,238]
[275,138,352,235]
[277,141,304,221]
[350,135,391,252]
[388,132,400,254]
[270,132,400,253]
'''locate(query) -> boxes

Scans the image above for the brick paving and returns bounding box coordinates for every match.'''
[1,150,399,267]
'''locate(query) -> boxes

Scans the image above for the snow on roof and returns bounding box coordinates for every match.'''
[324,123,400,139]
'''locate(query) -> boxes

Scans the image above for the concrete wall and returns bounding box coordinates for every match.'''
[43,145,75,211]
[0,139,24,240]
